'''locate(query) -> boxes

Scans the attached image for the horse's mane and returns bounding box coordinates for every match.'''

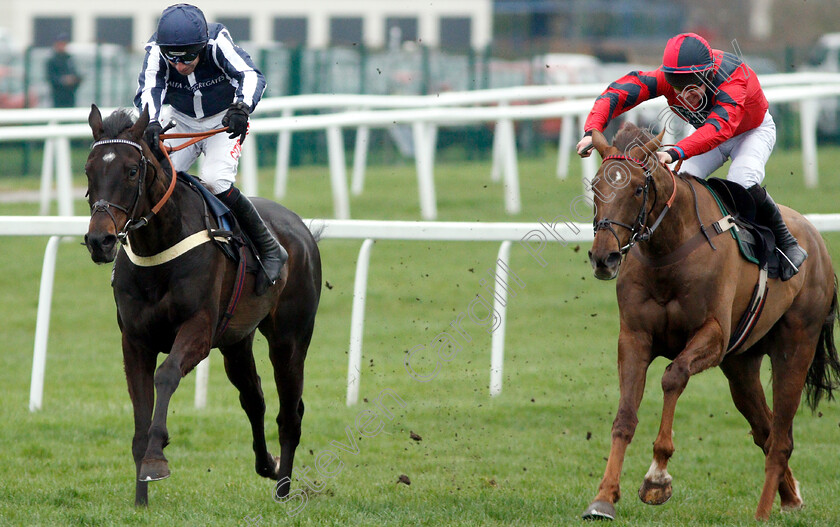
[612,122,656,152]
[102,108,137,139]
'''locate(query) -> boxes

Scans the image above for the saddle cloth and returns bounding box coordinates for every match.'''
[694,177,781,279]
[178,171,259,274]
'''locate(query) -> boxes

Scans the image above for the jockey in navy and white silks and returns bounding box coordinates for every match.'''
[576,33,806,280]
[135,3,283,294]
[135,4,265,194]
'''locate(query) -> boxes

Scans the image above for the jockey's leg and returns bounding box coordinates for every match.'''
[216,184,288,295]
[675,145,726,178]
[199,114,287,295]
[725,110,805,280]
[746,185,807,280]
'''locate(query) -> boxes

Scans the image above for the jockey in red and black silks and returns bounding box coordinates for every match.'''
[584,33,768,163]
[577,32,808,281]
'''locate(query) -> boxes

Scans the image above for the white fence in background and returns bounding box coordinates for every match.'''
[4,214,840,411]
[2,73,840,219]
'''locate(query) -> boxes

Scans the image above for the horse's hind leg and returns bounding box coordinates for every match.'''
[754,332,816,520]
[720,352,803,513]
[220,334,281,479]
[267,326,313,498]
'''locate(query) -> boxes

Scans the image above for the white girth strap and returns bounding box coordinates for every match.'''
[122,231,214,267]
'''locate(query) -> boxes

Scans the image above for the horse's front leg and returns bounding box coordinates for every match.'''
[639,318,725,506]
[139,315,213,482]
[122,335,157,506]
[583,331,652,520]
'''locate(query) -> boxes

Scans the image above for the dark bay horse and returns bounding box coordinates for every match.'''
[583,123,840,521]
[84,105,321,506]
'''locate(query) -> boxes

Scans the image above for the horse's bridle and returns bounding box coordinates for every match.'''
[593,154,677,255]
[89,138,175,241]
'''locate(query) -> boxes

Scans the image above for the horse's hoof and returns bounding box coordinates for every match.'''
[781,502,804,513]
[582,500,615,521]
[257,454,282,479]
[639,479,672,505]
[139,459,170,482]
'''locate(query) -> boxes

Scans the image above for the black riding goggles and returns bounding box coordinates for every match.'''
[160,45,204,64]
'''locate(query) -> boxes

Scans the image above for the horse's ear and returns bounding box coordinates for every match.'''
[630,129,666,162]
[129,106,150,141]
[89,104,104,141]
[591,129,612,159]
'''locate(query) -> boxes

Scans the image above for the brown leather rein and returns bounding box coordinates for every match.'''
[154,127,227,214]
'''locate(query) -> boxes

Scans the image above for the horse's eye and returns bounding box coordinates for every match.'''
[128,167,139,179]
[634,185,644,197]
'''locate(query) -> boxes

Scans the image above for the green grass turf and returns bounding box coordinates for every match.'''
[0,145,839,525]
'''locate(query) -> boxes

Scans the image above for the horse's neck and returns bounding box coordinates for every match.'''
[638,172,702,256]
[125,172,203,255]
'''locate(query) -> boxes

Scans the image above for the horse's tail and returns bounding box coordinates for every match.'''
[307,221,325,243]
[805,274,840,411]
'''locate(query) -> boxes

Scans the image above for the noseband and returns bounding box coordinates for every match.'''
[89,138,175,241]
[593,154,677,255]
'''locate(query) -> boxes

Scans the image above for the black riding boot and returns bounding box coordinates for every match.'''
[747,184,807,281]
[217,185,288,295]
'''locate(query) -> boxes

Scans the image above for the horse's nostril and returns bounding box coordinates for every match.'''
[606,252,622,267]
[102,234,117,248]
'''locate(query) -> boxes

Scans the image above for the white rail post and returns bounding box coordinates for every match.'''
[556,114,574,180]
[499,119,521,215]
[30,236,61,411]
[489,241,512,396]
[240,136,258,197]
[346,238,375,406]
[274,108,293,200]
[39,136,56,215]
[412,122,438,220]
[801,98,819,188]
[55,137,74,216]
[490,103,508,183]
[327,126,351,219]
[194,357,209,409]
[579,120,597,201]
[351,125,370,196]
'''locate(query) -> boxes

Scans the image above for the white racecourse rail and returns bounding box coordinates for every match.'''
[5,214,840,411]
[1,73,840,219]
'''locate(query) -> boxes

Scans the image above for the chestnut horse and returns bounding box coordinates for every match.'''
[583,123,840,520]
[83,105,321,506]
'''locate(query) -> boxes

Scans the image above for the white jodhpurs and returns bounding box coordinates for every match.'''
[679,110,776,189]
[159,106,246,194]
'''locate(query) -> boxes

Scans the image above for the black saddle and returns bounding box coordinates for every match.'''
[697,177,781,279]
[178,172,260,274]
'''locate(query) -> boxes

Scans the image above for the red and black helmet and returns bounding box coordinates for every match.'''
[661,33,715,88]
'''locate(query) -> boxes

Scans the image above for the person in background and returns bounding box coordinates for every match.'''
[46,33,81,108]
[576,32,807,281]
[135,3,284,294]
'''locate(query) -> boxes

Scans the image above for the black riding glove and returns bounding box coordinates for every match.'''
[222,102,250,144]
[144,121,163,155]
